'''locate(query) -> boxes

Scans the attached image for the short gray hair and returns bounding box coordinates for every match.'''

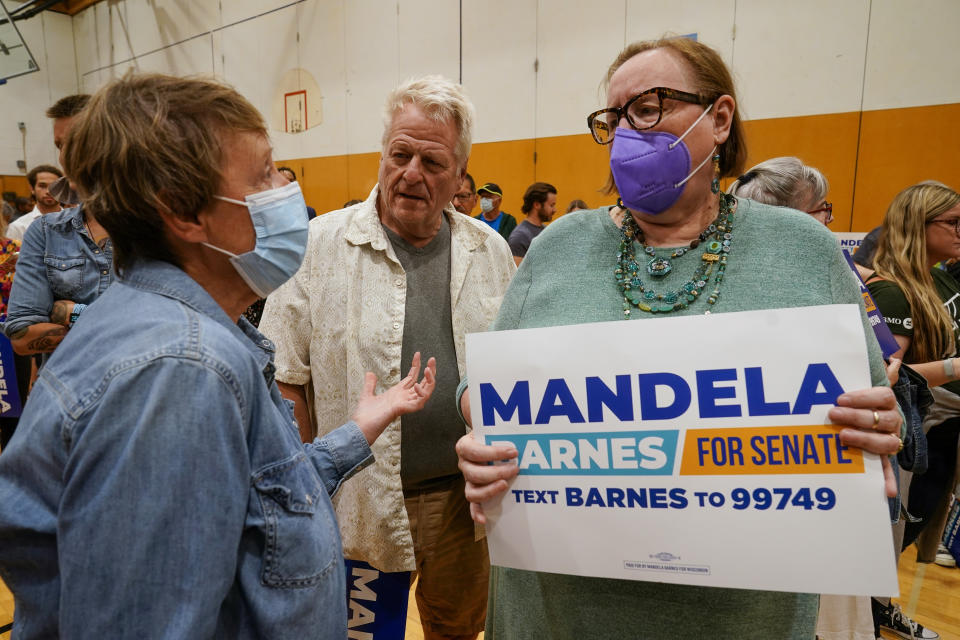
[382,75,475,169]
[727,156,828,209]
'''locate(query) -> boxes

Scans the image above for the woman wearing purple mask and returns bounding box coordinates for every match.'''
[454,37,904,639]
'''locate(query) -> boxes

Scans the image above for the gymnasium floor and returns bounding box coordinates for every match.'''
[1,546,956,639]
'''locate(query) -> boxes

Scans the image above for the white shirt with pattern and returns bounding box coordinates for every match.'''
[259,185,516,572]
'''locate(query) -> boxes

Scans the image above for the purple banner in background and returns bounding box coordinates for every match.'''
[842,250,901,360]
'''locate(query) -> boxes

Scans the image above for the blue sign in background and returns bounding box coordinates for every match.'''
[345,558,410,639]
[0,334,22,418]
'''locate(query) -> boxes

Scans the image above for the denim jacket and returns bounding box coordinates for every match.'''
[0,259,373,638]
[3,204,114,338]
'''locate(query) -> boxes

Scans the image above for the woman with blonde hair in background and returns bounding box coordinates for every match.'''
[731,159,938,640]
[861,181,960,639]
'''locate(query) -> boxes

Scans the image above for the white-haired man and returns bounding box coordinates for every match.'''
[260,76,515,639]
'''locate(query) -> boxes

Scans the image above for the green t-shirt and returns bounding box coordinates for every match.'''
[866,267,960,395]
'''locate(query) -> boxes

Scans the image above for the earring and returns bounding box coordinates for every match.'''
[710,154,721,194]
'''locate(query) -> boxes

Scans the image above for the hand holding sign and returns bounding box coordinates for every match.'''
[829,384,903,497]
[456,432,518,524]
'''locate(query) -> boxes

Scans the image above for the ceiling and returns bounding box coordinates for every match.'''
[50,0,104,15]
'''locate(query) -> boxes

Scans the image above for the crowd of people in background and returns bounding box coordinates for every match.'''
[0,34,955,640]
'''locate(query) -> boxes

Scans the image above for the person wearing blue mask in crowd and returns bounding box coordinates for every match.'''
[474,182,517,241]
[0,73,437,638]
[455,36,905,639]
[241,164,318,327]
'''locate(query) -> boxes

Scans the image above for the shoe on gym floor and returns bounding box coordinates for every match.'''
[872,598,940,640]
[934,543,956,568]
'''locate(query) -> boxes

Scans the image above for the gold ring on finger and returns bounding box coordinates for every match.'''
[872,410,880,427]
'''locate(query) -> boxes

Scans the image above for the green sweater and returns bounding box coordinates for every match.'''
[483,198,888,640]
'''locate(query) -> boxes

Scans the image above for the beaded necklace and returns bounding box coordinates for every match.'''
[615,192,735,317]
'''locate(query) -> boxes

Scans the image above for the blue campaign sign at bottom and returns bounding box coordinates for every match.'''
[345,558,411,640]
[0,334,22,418]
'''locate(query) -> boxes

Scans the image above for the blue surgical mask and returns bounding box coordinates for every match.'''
[479,197,495,214]
[204,181,309,298]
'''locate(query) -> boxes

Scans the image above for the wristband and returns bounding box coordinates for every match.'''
[69,303,87,327]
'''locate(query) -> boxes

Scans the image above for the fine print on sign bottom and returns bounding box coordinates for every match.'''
[467,305,899,597]
[624,557,710,576]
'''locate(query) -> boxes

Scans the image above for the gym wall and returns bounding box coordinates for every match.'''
[1,0,958,231]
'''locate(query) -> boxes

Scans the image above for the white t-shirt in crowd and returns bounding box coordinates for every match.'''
[6,206,59,243]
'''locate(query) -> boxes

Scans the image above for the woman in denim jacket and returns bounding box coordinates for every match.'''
[0,73,437,639]
[2,202,113,358]
[3,93,114,360]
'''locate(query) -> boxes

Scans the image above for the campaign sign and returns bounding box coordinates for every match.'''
[0,334,22,417]
[345,559,410,640]
[834,232,867,254]
[466,305,898,596]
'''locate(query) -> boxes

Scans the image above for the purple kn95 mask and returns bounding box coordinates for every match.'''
[609,104,715,215]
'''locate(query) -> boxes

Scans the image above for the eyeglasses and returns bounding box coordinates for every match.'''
[807,202,834,224]
[586,87,707,145]
[453,192,475,201]
[927,218,960,236]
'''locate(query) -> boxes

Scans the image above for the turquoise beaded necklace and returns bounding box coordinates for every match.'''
[615,192,736,317]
